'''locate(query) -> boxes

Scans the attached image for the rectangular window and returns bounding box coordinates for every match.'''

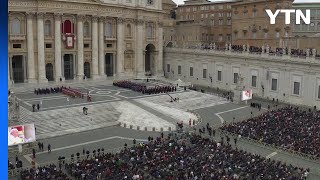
[107,44,112,48]
[178,65,181,75]
[84,44,90,48]
[318,85,320,99]
[234,73,239,84]
[190,67,193,77]
[218,71,222,81]
[167,64,170,73]
[13,44,21,48]
[271,78,278,91]
[293,82,300,95]
[252,76,257,87]
[203,69,207,79]
[253,32,256,39]
[45,43,52,48]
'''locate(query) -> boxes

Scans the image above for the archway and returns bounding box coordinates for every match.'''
[12,55,24,83]
[145,44,156,75]
[45,63,54,81]
[84,62,91,78]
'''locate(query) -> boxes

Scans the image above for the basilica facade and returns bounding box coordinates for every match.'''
[8,0,165,83]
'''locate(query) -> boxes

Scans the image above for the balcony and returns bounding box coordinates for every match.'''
[9,34,26,41]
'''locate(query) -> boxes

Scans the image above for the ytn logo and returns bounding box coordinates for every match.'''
[266,9,310,25]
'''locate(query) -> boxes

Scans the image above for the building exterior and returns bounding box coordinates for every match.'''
[231,0,294,48]
[174,0,238,48]
[164,47,320,107]
[8,0,166,84]
[290,2,320,51]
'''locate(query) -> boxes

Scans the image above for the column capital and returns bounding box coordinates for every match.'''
[135,19,144,25]
[36,12,45,18]
[117,17,125,24]
[92,16,99,22]
[54,13,63,19]
[77,14,86,21]
[98,17,105,23]
[26,12,36,18]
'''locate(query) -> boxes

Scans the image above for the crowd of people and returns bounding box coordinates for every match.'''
[20,164,70,180]
[221,106,320,158]
[64,133,308,179]
[113,80,177,95]
[34,87,63,95]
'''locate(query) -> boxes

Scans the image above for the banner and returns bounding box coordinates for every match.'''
[66,34,74,49]
[242,89,252,101]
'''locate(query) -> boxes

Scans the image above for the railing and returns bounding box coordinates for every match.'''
[9,34,26,40]
[165,47,320,63]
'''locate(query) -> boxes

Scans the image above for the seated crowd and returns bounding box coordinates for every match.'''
[34,87,63,95]
[65,133,308,179]
[113,80,176,95]
[221,106,320,158]
[20,164,70,180]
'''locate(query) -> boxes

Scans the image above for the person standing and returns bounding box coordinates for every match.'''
[37,104,40,111]
[48,144,51,153]
[32,148,36,158]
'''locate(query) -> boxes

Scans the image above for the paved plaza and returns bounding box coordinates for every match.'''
[9,79,320,180]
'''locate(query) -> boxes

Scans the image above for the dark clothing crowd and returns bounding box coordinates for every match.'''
[20,164,70,180]
[113,80,177,95]
[34,87,63,95]
[65,133,308,180]
[221,106,320,158]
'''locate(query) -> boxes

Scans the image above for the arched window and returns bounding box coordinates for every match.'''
[44,20,51,36]
[12,18,21,35]
[105,22,113,37]
[126,24,132,38]
[147,23,153,38]
[63,20,72,34]
[83,22,89,37]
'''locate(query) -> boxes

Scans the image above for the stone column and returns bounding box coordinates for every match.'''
[8,56,10,87]
[136,19,144,77]
[98,17,105,78]
[9,56,12,84]
[91,16,99,79]
[116,18,124,77]
[157,22,164,77]
[54,13,62,82]
[26,12,36,83]
[37,12,48,83]
[77,14,85,80]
